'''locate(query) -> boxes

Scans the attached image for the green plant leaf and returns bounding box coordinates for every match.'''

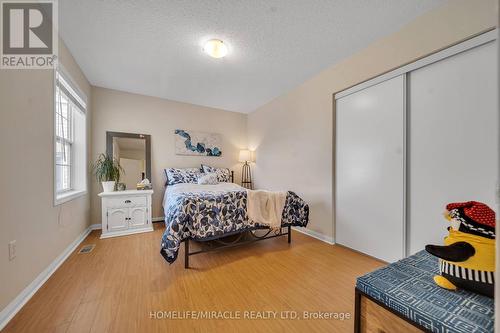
[90,153,124,182]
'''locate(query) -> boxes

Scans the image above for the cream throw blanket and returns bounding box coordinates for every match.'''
[246,190,287,230]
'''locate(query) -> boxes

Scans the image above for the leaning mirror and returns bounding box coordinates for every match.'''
[106,131,151,190]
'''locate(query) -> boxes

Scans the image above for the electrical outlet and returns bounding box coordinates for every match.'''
[8,240,16,261]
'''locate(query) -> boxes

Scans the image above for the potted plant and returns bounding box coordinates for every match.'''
[91,153,123,192]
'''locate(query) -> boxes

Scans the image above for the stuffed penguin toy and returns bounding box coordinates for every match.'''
[425,201,495,298]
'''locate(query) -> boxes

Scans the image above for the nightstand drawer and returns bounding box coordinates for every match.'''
[107,196,147,208]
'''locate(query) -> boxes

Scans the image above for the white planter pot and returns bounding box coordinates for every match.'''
[101,181,116,192]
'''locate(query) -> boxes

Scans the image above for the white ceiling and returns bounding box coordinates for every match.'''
[59,0,445,113]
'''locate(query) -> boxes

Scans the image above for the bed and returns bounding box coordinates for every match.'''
[160,171,309,267]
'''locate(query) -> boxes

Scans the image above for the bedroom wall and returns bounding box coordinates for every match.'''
[0,40,92,312]
[247,0,498,240]
[90,87,247,223]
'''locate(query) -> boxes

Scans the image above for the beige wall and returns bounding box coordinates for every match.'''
[119,149,145,161]
[0,40,92,311]
[90,87,247,222]
[247,0,498,239]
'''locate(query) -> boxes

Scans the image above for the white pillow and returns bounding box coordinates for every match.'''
[197,172,219,185]
[201,164,231,182]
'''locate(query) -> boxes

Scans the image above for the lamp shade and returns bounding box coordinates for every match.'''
[239,150,252,162]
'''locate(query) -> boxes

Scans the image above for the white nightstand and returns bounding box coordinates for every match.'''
[98,190,154,239]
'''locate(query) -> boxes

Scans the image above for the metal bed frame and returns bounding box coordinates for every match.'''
[184,225,291,268]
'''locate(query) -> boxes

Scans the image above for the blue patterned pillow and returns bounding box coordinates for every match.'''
[197,172,219,185]
[201,165,231,182]
[165,168,201,185]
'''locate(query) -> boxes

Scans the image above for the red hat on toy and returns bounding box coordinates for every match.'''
[447,201,496,239]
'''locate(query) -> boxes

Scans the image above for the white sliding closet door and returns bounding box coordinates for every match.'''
[336,75,405,262]
[408,41,498,255]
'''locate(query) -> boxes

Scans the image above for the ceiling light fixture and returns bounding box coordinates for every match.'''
[203,39,228,58]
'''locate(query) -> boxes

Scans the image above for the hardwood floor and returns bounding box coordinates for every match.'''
[2,224,384,333]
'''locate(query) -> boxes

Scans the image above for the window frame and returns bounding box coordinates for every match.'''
[55,90,74,193]
[53,65,88,206]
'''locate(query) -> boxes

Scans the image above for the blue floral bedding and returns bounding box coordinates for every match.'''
[160,183,309,263]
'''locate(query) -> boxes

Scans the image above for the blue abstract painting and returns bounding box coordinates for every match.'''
[174,129,222,156]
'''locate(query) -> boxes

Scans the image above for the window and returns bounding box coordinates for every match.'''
[54,68,87,205]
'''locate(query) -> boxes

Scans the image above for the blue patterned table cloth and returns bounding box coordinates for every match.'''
[356,250,494,333]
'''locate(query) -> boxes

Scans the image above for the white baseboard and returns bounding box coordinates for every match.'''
[90,223,101,230]
[0,225,94,330]
[292,226,335,245]
[152,216,164,222]
[100,227,153,239]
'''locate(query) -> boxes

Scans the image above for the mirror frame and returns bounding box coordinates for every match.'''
[106,131,152,184]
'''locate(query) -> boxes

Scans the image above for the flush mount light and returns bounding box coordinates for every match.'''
[203,39,228,58]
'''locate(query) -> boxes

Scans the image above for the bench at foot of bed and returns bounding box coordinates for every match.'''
[354,250,493,333]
